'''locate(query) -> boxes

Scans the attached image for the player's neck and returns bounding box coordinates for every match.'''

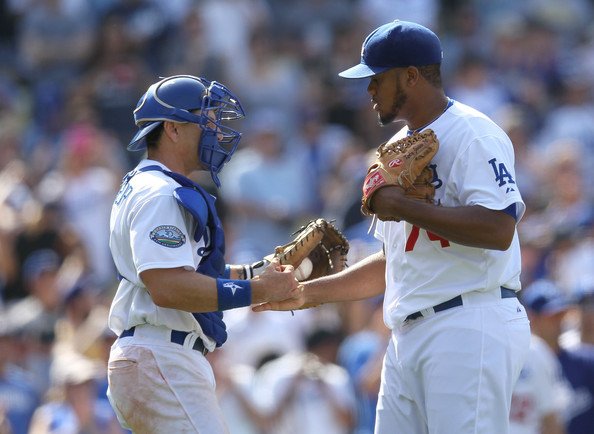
[408,95,450,133]
[148,147,194,176]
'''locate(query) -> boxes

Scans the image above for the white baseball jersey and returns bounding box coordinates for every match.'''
[375,100,525,329]
[510,335,567,434]
[108,159,216,350]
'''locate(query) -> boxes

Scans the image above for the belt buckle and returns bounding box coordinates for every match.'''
[195,340,208,356]
[189,335,208,355]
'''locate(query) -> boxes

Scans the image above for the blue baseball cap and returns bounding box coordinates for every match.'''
[521,279,572,315]
[22,249,60,282]
[339,20,443,79]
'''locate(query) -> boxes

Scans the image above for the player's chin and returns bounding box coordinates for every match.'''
[378,112,396,126]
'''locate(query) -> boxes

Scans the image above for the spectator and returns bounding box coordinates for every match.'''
[16,0,96,134]
[220,109,316,263]
[448,52,511,119]
[209,349,269,434]
[76,14,153,147]
[256,327,356,434]
[518,141,593,263]
[4,200,84,304]
[510,334,567,434]
[161,8,229,81]
[39,123,122,290]
[28,351,124,434]
[0,318,39,434]
[199,0,272,82]
[228,25,306,128]
[338,299,389,434]
[219,307,310,369]
[522,279,594,434]
[286,107,363,217]
[356,0,438,30]
[562,286,594,349]
[4,249,66,396]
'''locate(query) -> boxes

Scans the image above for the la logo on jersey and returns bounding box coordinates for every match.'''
[223,281,243,295]
[488,158,516,192]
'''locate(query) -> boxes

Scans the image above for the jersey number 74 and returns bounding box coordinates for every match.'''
[405,225,450,251]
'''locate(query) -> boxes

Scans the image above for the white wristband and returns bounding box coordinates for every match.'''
[244,259,269,279]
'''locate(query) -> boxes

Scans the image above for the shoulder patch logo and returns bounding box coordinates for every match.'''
[488,158,516,187]
[150,225,186,248]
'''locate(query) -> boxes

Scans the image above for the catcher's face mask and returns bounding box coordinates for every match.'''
[128,75,245,187]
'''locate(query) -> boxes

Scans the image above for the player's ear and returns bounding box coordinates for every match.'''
[405,66,420,85]
[162,121,179,142]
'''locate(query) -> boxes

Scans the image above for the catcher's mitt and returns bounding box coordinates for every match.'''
[270,219,349,282]
[361,129,439,215]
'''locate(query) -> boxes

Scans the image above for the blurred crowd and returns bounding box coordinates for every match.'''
[0,0,593,433]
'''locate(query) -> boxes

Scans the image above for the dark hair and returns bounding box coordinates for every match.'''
[305,327,344,351]
[418,64,442,88]
[145,123,164,149]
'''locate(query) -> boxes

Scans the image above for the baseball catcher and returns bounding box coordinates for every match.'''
[245,219,349,282]
[361,129,439,215]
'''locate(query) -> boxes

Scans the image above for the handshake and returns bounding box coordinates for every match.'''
[246,219,349,312]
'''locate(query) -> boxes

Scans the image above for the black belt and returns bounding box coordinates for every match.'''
[119,326,209,356]
[405,287,517,322]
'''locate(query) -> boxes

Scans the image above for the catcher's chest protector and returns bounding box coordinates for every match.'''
[134,165,228,346]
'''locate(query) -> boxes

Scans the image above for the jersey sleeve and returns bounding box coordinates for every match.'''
[453,134,525,221]
[129,194,196,274]
[374,219,386,243]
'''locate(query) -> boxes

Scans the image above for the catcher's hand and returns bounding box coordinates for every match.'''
[361,129,439,215]
[268,218,349,282]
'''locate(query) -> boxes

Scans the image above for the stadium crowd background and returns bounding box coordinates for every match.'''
[0,0,593,433]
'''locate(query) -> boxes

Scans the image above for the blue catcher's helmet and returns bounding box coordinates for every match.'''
[128,75,245,187]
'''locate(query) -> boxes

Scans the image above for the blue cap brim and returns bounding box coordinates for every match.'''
[127,121,162,151]
[338,63,392,79]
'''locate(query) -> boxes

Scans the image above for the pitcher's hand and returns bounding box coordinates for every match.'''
[250,258,302,305]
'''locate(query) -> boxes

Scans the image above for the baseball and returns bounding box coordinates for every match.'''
[295,258,313,280]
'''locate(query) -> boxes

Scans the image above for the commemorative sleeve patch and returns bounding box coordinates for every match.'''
[149,225,186,248]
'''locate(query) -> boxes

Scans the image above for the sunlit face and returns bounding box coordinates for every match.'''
[367,69,408,126]
[204,110,225,142]
[177,109,220,170]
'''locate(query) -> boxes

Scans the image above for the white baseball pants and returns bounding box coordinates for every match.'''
[107,325,229,434]
[375,291,530,434]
